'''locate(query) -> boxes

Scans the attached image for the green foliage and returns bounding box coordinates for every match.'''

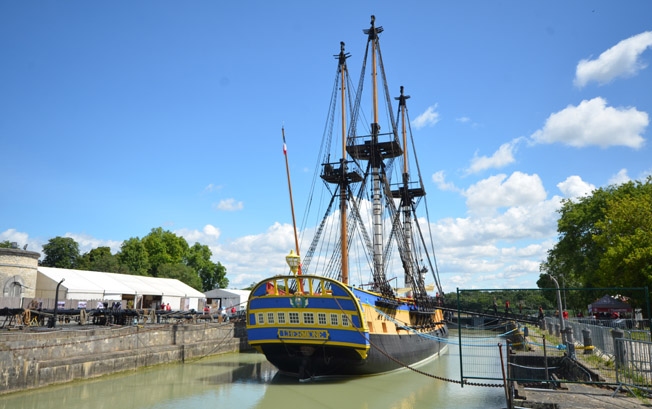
[445,289,555,314]
[0,240,13,248]
[594,192,652,288]
[157,263,202,291]
[77,246,125,273]
[539,177,652,313]
[142,227,189,276]
[118,237,150,275]
[41,236,80,268]
[39,227,229,292]
[185,243,229,291]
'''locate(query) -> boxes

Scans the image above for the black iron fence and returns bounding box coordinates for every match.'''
[454,287,652,397]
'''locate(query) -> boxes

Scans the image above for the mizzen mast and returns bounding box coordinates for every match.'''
[283,127,302,273]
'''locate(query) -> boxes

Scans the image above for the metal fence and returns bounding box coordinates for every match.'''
[455,287,651,392]
[616,337,652,393]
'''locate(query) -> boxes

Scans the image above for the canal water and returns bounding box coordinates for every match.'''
[0,341,505,409]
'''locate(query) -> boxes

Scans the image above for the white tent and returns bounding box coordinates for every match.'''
[36,267,205,310]
[205,288,250,311]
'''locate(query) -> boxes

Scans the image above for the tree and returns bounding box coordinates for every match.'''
[539,177,652,311]
[118,238,151,275]
[185,242,229,291]
[594,191,652,289]
[0,240,13,248]
[142,228,189,276]
[41,236,80,268]
[77,247,126,273]
[157,263,202,290]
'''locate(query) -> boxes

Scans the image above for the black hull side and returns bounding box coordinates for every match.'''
[260,326,447,378]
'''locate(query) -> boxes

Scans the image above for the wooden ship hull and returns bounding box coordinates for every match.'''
[246,275,447,378]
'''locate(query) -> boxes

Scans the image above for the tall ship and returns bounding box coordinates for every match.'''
[246,16,447,379]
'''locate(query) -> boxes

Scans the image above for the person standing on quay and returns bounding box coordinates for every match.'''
[505,300,510,316]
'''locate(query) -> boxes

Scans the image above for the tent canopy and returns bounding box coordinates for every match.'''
[37,267,205,299]
[588,295,632,313]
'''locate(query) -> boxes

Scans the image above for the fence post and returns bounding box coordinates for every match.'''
[498,343,512,409]
[564,327,575,359]
[457,288,464,388]
[582,329,593,355]
[543,335,549,386]
[612,329,625,367]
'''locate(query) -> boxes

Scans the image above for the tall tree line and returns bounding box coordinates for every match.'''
[538,177,652,313]
[39,227,228,292]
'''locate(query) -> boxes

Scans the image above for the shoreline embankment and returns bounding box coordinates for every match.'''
[0,321,250,395]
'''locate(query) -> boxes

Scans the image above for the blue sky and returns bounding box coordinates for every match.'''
[1,1,651,291]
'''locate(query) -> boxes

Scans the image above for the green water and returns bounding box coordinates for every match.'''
[0,343,505,409]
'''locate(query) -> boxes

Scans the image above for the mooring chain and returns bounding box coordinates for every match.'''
[332,297,501,388]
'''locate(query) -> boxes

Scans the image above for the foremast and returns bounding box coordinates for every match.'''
[319,42,361,285]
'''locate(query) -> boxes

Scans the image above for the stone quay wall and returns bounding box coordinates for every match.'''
[0,321,251,395]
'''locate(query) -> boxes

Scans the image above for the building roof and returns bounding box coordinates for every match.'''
[38,267,205,298]
[204,288,251,299]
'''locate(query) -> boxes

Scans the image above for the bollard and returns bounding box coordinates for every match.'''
[564,327,575,359]
[582,329,593,355]
[547,322,553,335]
[554,323,560,338]
[611,329,625,367]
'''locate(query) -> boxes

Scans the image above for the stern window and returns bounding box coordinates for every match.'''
[257,313,264,325]
[341,314,349,327]
[318,313,327,326]
[277,312,286,324]
[303,312,314,325]
[289,312,300,324]
[330,313,338,326]
[267,312,275,325]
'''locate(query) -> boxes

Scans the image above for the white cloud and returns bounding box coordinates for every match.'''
[1,230,45,257]
[531,97,648,149]
[0,229,30,247]
[2,229,120,258]
[456,116,470,123]
[63,233,123,254]
[203,183,222,193]
[464,172,547,214]
[209,222,298,287]
[467,138,522,174]
[575,31,652,87]
[432,170,460,192]
[608,169,630,186]
[557,175,595,198]
[214,198,244,211]
[175,224,222,245]
[412,104,440,129]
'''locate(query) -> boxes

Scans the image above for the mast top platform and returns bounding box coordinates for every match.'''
[363,15,383,40]
[334,41,351,66]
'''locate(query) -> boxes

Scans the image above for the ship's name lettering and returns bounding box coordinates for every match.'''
[278,329,329,340]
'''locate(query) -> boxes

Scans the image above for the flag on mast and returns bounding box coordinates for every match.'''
[283,129,287,155]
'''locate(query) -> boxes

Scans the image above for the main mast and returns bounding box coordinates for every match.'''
[369,15,384,285]
[339,42,349,284]
[347,15,402,295]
